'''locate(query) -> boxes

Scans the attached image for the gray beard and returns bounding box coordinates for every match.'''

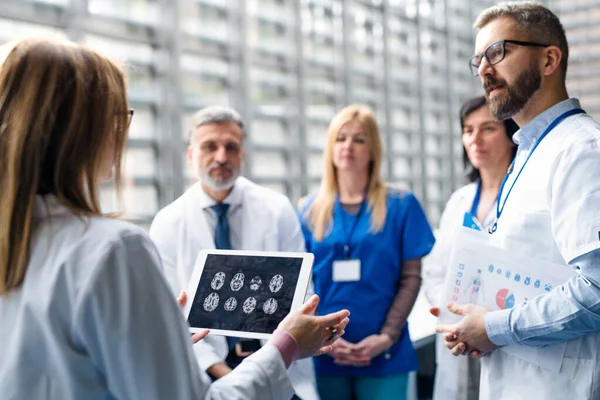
[199,172,238,191]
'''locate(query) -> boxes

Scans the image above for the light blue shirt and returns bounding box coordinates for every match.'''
[486,98,600,347]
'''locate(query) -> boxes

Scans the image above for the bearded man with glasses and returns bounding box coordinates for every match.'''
[433,2,600,400]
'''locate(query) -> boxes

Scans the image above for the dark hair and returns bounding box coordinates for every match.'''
[460,96,519,182]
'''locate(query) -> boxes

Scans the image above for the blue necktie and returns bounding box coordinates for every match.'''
[211,203,237,350]
[211,203,232,250]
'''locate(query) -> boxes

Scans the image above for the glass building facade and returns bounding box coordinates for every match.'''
[0,0,592,229]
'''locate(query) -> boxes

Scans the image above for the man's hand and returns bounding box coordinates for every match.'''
[434,303,498,357]
[277,294,350,358]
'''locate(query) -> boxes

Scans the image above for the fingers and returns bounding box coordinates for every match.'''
[468,350,482,358]
[444,332,457,341]
[451,342,467,356]
[298,294,319,315]
[435,324,457,335]
[177,291,187,309]
[317,309,350,327]
[443,332,461,351]
[447,303,466,316]
[191,329,210,344]
[429,307,441,317]
[332,339,355,355]
[326,328,345,345]
[334,354,371,367]
[315,345,333,357]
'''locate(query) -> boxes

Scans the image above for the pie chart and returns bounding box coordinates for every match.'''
[496,288,515,310]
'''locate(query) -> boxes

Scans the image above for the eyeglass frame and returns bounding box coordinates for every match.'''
[468,39,551,77]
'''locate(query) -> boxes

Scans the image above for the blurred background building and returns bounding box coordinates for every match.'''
[0,0,595,230]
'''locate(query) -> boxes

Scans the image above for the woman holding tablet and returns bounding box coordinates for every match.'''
[0,37,349,400]
[422,96,518,400]
[298,105,435,400]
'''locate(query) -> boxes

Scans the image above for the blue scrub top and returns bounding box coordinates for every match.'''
[299,188,435,377]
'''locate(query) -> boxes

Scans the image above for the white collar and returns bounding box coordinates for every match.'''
[194,178,244,210]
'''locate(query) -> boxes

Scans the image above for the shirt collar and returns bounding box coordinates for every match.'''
[513,98,581,148]
[195,179,243,210]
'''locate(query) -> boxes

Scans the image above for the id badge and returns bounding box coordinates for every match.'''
[333,259,361,282]
[462,212,483,231]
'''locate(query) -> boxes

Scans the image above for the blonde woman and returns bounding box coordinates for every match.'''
[299,105,435,400]
[0,38,350,399]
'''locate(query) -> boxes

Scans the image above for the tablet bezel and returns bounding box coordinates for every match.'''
[183,249,314,340]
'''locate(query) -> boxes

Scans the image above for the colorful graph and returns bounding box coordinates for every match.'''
[495,288,515,309]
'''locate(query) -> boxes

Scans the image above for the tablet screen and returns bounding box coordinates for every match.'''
[187,253,304,334]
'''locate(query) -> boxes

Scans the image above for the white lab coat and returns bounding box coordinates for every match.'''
[0,196,294,400]
[149,177,319,400]
[481,113,600,399]
[423,182,494,400]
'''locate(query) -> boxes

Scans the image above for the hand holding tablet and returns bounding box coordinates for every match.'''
[181,249,350,360]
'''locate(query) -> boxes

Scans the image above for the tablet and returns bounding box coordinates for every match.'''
[183,249,314,340]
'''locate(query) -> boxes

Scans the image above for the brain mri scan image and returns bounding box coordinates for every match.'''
[263,298,278,315]
[230,273,245,292]
[269,274,284,293]
[224,297,238,312]
[249,276,262,291]
[211,272,226,290]
[203,292,219,312]
[243,297,257,314]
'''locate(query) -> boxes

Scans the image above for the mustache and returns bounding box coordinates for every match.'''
[483,76,506,92]
[207,162,233,172]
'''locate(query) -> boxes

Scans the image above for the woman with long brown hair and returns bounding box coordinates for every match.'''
[0,38,349,399]
[299,105,435,400]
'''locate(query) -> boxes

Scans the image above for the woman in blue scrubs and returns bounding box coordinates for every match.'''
[299,104,435,400]
[422,96,518,400]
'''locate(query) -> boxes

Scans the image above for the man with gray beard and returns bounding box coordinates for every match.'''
[433,2,600,399]
[150,106,319,400]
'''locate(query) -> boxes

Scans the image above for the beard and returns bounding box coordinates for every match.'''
[194,161,239,191]
[485,61,541,120]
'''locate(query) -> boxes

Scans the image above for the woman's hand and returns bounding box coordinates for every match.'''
[177,291,210,344]
[330,334,392,366]
[329,338,371,367]
[353,333,393,359]
[277,294,350,359]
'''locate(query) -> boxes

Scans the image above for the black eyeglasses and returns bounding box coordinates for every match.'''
[469,40,550,77]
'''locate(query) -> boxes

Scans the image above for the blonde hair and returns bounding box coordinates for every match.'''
[307,104,387,241]
[0,38,129,295]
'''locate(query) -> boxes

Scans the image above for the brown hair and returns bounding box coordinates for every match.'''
[0,38,129,295]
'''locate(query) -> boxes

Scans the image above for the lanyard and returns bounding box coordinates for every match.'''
[339,201,365,259]
[470,180,501,220]
[490,107,585,233]
[470,180,483,216]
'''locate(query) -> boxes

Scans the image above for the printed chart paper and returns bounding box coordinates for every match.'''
[438,227,576,373]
